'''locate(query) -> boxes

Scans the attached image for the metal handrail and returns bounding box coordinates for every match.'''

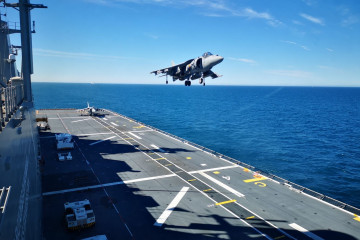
[0,84,24,131]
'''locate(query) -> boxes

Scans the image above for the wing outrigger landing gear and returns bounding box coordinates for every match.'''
[166,75,168,84]
[185,80,191,86]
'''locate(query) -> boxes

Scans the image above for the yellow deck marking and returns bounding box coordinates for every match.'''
[124,138,132,140]
[148,152,155,155]
[354,215,360,222]
[274,236,285,239]
[154,158,166,161]
[255,182,267,187]
[203,189,212,192]
[165,164,172,167]
[243,177,267,183]
[188,179,196,182]
[133,125,145,129]
[186,157,192,159]
[216,199,236,206]
[243,168,250,172]
[245,216,255,219]
[213,171,220,174]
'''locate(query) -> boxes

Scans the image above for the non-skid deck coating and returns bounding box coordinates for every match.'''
[38,109,360,240]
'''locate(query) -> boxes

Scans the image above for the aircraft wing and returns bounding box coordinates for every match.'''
[151,59,194,76]
[204,70,222,79]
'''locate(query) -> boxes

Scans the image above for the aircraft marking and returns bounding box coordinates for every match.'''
[288,223,324,240]
[199,172,244,198]
[216,199,236,206]
[128,132,142,139]
[154,187,189,227]
[243,177,267,183]
[89,136,116,146]
[110,122,119,126]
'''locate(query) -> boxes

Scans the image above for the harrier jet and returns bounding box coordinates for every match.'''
[151,52,223,86]
[76,102,105,116]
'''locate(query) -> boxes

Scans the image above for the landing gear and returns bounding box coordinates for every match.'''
[199,78,203,84]
[185,80,191,86]
[166,75,168,84]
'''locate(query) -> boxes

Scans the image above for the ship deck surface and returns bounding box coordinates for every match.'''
[38,109,360,240]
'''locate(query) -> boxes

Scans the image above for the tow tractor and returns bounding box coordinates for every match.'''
[64,199,95,230]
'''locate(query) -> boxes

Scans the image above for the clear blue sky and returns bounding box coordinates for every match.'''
[4,0,360,86]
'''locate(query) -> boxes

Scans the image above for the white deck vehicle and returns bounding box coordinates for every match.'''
[64,199,95,230]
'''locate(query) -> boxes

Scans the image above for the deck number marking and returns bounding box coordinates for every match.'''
[244,177,267,188]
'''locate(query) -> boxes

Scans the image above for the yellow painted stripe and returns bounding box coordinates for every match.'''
[165,164,172,166]
[203,189,212,192]
[243,177,267,183]
[354,215,360,222]
[243,168,250,172]
[274,235,285,239]
[245,216,255,219]
[213,171,220,174]
[216,199,236,205]
[154,158,166,161]
[186,157,192,159]
[124,138,132,140]
[188,179,196,182]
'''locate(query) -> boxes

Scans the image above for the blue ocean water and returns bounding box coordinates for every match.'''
[32,83,360,208]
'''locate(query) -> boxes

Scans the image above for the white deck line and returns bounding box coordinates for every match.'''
[42,174,176,196]
[71,118,92,123]
[110,122,119,126]
[154,187,189,227]
[289,223,325,240]
[128,132,142,139]
[151,144,166,153]
[89,136,116,146]
[76,132,114,137]
[199,172,245,198]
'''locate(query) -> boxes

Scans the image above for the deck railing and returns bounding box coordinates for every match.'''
[0,84,24,131]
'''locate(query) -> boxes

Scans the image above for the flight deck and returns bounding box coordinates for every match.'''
[38,109,360,240]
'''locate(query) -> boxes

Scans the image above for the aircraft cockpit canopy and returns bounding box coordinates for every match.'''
[202,52,213,58]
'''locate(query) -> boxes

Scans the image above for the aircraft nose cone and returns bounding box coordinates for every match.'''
[215,55,224,65]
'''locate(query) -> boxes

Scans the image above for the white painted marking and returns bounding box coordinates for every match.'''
[289,223,324,240]
[189,165,238,174]
[76,132,114,137]
[222,176,231,181]
[199,172,244,198]
[201,164,207,166]
[111,122,119,126]
[128,132,142,139]
[89,136,116,146]
[103,117,108,120]
[71,118,92,123]
[154,187,189,227]
[43,174,176,196]
[151,144,166,153]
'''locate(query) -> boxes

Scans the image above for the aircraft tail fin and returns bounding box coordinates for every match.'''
[171,60,175,66]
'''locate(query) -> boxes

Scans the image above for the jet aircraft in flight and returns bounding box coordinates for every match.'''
[151,52,223,86]
[77,102,105,116]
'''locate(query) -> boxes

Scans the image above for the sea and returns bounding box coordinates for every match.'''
[32,83,360,208]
